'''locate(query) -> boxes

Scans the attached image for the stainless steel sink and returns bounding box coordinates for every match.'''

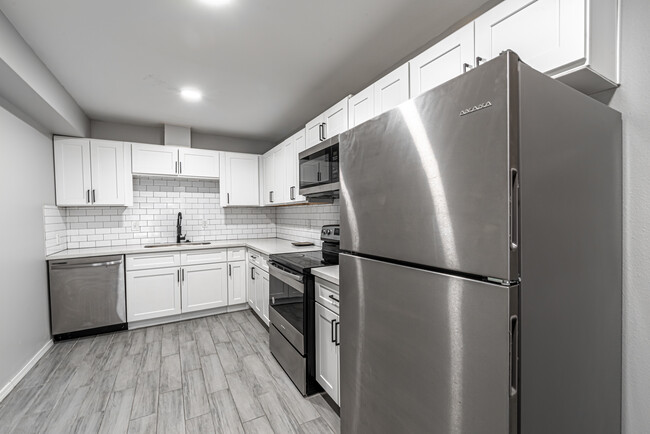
[144,242,211,248]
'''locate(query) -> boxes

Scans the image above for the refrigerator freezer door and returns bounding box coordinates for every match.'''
[339,53,519,281]
[340,254,518,434]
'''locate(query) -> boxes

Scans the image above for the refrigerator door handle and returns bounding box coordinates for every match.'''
[510,168,519,250]
[509,314,519,397]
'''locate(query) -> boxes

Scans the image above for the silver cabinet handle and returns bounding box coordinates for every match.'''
[175,161,178,173]
[182,268,185,282]
[270,191,274,203]
[335,321,340,346]
[251,267,255,280]
[177,269,180,282]
[179,161,182,174]
[227,193,230,204]
[229,264,232,276]
[86,190,90,203]
[463,62,472,73]
[92,190,96,203]
[331,319,336,343]
[318,124,324,142]
[476,56,485,67]
[328,294,339,303]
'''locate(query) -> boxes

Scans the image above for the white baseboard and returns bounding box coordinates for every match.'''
[128,305,251,330]
[0,339,53,403]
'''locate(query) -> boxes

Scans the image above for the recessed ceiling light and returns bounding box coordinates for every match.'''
[180,88,202,102]
[199,0,231,6]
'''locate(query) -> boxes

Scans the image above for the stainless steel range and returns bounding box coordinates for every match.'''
[268,225,340,395]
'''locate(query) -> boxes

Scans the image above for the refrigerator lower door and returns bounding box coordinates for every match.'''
[340,254,518,434]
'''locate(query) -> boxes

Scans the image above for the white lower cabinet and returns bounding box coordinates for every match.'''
[315,302,340,404]
[228,260,247,306]
[182,263,228,312]
[248,263,270,326]
[126,267,181,322]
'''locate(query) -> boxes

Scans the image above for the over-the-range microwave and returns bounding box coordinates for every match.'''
[298,135,339,201]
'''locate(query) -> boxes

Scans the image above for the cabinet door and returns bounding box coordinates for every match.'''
[374,64,410,116]
[409,22,475,98]
[283,138,297,203]
[315,303,339,403]
[54,138,92,206]
[181,263,228,313]
[262,151,274,206]
[90,140,125,206]
[126,267,181,322]
[349,85,375,128]
[475,0,584,75]
[247,264,256,309]
[228,261,247,306]
[273,144,287,204]
[292,129,307,202]
[223,152,260,206]
[178,148,220,178]
[323,97,349,139]
[261,271,270,326]
[253,268,263,317]
[305,115,324,149]
[131,143,178,176]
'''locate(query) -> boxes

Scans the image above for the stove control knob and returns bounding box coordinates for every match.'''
[326,229,331,235]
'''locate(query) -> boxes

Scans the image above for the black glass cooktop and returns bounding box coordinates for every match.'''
[270,250,332,273]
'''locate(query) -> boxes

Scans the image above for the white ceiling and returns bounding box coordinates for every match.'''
[0,0,490,142]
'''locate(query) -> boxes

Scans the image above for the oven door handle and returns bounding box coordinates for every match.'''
[269,263,304,292]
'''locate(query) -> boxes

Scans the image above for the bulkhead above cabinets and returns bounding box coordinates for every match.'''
[131,143,220,179]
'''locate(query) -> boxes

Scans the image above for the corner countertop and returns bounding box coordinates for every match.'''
[312,265,339,286]
[46,238,320,261]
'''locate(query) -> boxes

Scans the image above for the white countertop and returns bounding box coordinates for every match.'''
[312,265,339,286]
[46,238,320,260]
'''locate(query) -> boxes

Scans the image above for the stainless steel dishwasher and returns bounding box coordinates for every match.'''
[48,255,127,340]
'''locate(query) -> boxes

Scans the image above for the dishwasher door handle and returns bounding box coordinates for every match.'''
[50,259,123,270]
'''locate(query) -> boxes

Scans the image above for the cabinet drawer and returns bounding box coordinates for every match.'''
[247,249,268,272]
[181,249,227,265]
[316,277,339,315]
[227,247,246,262]
[126,252,180,271]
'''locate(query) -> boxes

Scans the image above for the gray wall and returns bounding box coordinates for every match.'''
[594,0,650,431]
[0,104,53,393]
[90,120,274,154]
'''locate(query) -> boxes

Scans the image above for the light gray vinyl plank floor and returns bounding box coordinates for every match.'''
[0,310,340,433]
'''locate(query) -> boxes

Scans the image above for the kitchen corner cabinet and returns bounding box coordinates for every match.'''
[409,22,475,98]
[315,302,340,404]
[54,137,132,207]
[220,152,260,207]
[131,143,220,179]
[305,96,350,149]
[475,0,619,94]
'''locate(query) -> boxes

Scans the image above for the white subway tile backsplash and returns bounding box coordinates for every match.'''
[43,177,340,254]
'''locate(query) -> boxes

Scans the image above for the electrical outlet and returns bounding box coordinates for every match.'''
[131,221,140,232]
[201,219,208,230]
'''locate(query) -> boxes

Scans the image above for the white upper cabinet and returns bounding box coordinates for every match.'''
[54,138,92,206]
[262,150,275,206]
[132,143,220,179]
[54,137,131,207]
[287,129,307,203]
[374,63,410,116]
[410,22,475,98]
[475,0,618,94]
[305,96,351,149]
[89,139,125,206]
[273,144,287,204]
[348,85,375,129]
[220,152,260,207]
[131,143,178,176]
[178,148,220,178]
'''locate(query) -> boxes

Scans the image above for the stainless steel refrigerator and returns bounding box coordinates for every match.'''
[339,51,621,434]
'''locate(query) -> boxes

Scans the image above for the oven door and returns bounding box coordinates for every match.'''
[269,261,305,354]
[299,138,339,195]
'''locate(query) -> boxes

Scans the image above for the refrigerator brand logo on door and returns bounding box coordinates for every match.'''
[459,101,492,116]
